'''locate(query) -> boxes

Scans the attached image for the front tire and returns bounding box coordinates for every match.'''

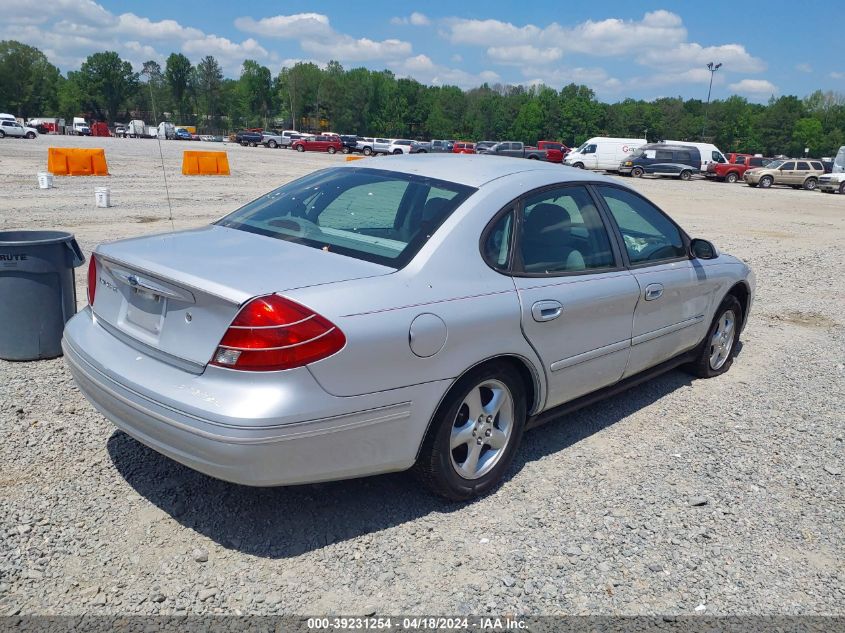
[686,295,742,379]
[296,144,305,152]
[680,170,692,181]
[342,146,351,154]
[840,182,845,195]
[0,130,5,138]
[759,175,773,189]
[414,362,526,501]
[25,132,36,139]
[572,162,584,169]
[803,178,817,191]
[726,172,738,183]
[362,147,373,156]
[393,149,402,155]
[631,166,644,178]
[327,146,336,154]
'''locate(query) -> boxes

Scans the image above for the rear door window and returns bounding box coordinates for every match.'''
[656,150,673,160]
[810,161,823,170]
[517,186,616,274]
[796,161,810,170]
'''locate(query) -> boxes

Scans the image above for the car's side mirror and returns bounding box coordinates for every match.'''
[690,238,718,260]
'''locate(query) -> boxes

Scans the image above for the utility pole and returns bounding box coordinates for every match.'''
[702,61,722,140]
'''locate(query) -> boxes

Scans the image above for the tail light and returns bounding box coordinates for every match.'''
[211,295,346,371]
[87,254,97,306]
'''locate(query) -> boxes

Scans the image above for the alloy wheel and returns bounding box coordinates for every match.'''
[709,309,736,370]
[449,379,514,480]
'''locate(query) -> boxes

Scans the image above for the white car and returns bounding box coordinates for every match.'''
[388,139,414,155]
[0,120,38,139]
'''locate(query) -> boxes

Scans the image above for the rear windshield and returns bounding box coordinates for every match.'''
[216,168,476,268]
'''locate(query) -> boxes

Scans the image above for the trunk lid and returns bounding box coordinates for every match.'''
[92,225,393,368]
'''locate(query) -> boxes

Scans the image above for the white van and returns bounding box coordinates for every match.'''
[660,141,727,171]
[564,137,646,171]
[157,122,175,140]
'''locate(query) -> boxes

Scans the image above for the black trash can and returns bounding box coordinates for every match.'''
[0,230,85,361]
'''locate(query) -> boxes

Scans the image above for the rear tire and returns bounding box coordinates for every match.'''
[342,146,351,154]
[25,132,36,139]
[296,145,305,152]
[759,175,773,188]
[803,178,817,191]
[363,147,372,156]
[572,162,584,169]
[327,146,336,154]
[393,149,402,155]
[840,182,845,195]
[0,130,6,138]
[631,166,644,178]
[267,140,277,148]
[686,295,742,379]
[726,172,738,183]
[680,170,692,181]
[414,362,526,501]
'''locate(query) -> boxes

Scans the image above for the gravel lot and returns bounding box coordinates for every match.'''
[1,135,843,616]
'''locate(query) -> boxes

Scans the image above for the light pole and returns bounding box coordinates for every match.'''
[702,61,722,140]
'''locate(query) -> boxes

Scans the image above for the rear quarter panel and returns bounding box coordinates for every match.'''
[286,177,552,406]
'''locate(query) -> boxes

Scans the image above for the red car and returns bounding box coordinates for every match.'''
[292,134,343,154]
[452,142,476,154]
[706,153,772,183]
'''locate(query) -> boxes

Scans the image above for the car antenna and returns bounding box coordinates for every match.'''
[143,71,175,232]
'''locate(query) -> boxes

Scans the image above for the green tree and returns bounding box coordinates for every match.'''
[77,51,138,122]
[792,118,824,156]
[0,40,62,117]
[239,60,273,128]
[195,56,223,130]
[165,53,192,122]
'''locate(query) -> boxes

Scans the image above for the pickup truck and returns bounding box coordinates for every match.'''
[705,153,771,183]
[536,141,569,163]
[261,130,284,148]
[235,130,263,146]
[479,141,553,161]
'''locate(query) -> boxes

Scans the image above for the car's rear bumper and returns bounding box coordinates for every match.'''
[63,309,449,486]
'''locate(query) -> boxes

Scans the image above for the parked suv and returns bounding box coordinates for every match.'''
[706,154,771,183]
[0,120,38,139]
[292,134,343,154]
[619,144,700,180]
[452,142,476,154]
[339,135,360,154]
[429,139,454,153]
[744,159,826,190]
[388,139,414,155]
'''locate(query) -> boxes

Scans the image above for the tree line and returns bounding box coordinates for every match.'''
[1,40,843,157]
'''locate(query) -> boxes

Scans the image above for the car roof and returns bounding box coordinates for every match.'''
[339,154,622,188]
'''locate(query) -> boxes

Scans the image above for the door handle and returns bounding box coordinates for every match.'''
[644,283,664,301]
[531,300,563,322]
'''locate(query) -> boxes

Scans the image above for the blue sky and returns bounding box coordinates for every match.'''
[4,0,842,102]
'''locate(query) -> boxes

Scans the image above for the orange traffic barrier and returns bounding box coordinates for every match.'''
[346,155,365,162]
[48,147,109,176]
[182,150,230,175]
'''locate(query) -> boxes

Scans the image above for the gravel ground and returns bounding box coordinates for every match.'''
[0,135,843,616]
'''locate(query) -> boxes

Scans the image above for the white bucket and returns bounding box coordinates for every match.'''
[94,187,111,208]
[37,172,53,189]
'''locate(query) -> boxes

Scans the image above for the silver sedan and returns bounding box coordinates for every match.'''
[63,155,754,500]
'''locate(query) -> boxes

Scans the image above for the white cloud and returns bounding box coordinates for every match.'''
[390,55,499,88]
[444,10,686,54]
[235,12,412,63]
[829,71,843,80]
[486,45,563,65]
[391,12,431,26]
[638,42,764,73]
[183,36,270,73]
[233,13,332,39]
[729,79,777,96]
[796,63,812,73]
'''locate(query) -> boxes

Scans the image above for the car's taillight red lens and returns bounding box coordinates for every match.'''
[210,295,346,371]
[86,254,97,306]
